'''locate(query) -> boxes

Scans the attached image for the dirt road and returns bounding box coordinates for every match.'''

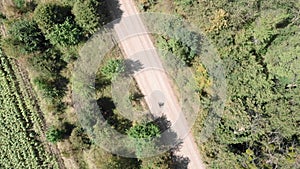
[107,0,206,168]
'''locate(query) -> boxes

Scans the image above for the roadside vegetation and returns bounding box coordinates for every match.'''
[137,0,300,168]
[0,0,187,168]
[0,0,129,168]
[1,0,299,168]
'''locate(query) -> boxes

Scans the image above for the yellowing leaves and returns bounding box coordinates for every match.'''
[194,63,212,93]
[207,9,229,32]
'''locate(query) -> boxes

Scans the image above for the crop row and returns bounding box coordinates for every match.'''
[0,50,58,169]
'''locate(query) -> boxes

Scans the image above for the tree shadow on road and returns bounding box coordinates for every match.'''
[153,115,190,169]
[103,0,123,22]
[123,59,144,77]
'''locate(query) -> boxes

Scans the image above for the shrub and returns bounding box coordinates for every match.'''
[46,126,63,143]
[101,59,125,80]
[127,122,160,158]
[69,127,91,150]
[157,36,197,66]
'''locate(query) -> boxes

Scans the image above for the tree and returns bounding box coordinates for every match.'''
[46,126,63,143]
[264,26,300,87]
[2,20,47,57]
[127,122,160,139]
[72,0,103,34]
[33,76,65,101]
[28,49,66,77]
[45,18,81,46]
[101,59,125,80]
[157,35,197,66]
[34,3,72,33]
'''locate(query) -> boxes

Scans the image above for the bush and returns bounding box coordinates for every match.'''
[34,76,61,99]
[127,122,160,158]
[127,122,160,139]
[72,0,102,34]
[101,59,125,80]
[46,126,63,143]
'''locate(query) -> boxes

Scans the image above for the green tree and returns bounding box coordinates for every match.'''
[101,59,125,80]
[34,3,72,33]
[157,36,197,66]
[45,18,81,46]
[127,122,160,139]
[264,26,300,86]
[28,49,66,77]
[2,20,47,57]
[72,0,103,34]
[33,76,64,100]
[46,126,63,143]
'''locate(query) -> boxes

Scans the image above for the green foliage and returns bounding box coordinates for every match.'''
[28,49,66,77]
[127,122,160,158]
[157,32,198,66]
[72,0,102,34]
[46,18,81,46]
[34,3,72,33]
[46,126,63,143]
[101,59,125,80]
[33,76,65,101]
[127,122,160,139]
[252,9,291,54]
[13,0,25,9]
[2,19,47,57]
[166,0,300,168]
[264,26,300,86]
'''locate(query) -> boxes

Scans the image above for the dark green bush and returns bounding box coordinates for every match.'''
[127,122,160,139]
[46,126,63,143]
[157,36,197,66]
